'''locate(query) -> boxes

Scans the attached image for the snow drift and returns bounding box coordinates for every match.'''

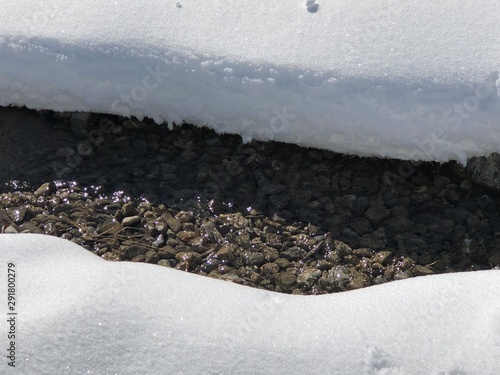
[0,0,499,163]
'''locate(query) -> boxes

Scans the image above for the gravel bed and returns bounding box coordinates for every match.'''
[1,107,499,294]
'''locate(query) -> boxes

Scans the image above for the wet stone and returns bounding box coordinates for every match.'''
[158,246,178,259]
[124,245,148,260]
[280,246,307,261]
[131,254,146,262]
[411,265,436,276]
[122,203,138,217]
[176,231,198,243]
[157,259,172,267]
[162,212,182,232]
[122,216,141,226]
[297,267,322,289]
[279,271,298,292]
[145,250,160,264]
[373,250,392,266]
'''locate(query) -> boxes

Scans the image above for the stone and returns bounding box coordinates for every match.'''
[411,265,436,276]
[162,213,182,232]
[7,206,28,224]
[467,153,500,190]
[215,247,235,263]
[459,179,472,192]
[158,246,178,259]
[34,182,54,197]
[373,250,392,266]
[359,235,385,250]
[241,251,265,266]
[122,203,138,217]
[279,271,298,292]
[96,220,121,235]
[261,262,279,276]
[124,245,148,260]
[157,259,172,267]
[364,204,391,223]
[145,250,160,264]
[122,216,141,226]
[131,254,146,262]
[433,175,451,190]
[177,231,199,243]
[476,194,497,213]
[297,267,322,289]
[280,246,307,261]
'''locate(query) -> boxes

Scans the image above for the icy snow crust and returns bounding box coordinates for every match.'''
[1,234,500,374]
[1,0,499,163]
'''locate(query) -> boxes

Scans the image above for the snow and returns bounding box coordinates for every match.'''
[0,0,499,163]
[0,234,499,374]
[1,4,500,372]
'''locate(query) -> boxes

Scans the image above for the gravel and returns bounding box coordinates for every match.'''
[1,106,500,295]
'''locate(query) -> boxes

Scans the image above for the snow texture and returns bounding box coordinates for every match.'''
[0,234,500,374]
[0,0,499,163]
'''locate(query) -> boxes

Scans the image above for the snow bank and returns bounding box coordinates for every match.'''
[1,234,499,374]
[0,0,499,163]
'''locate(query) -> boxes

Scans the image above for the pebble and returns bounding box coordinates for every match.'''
[1,108,500,295]
[122,216,141,226]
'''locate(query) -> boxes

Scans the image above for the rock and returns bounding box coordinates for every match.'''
[393,270,413,280]
[241,251,265,266]
[476,194,497,213]
[265,233,284,248]
[318,265,351,292]
[162,213,182,232]
[177,231,199,243]
[261,246,279,262]
[349,218,372,235]
[411,265,436,276]
[397,257,414,270]
[346,271,369,290]
[131,254,146,262]
[175,251,197,263]
[353,247,373,258]
[4,225,19,233]
[200,255,222,273]
[433,175,451,190]
[297,267,322,289]
[7,206,28,224]
[124,245,148,260]
[365,204,391,223]
[261,262,279,276]
[96,220,121,235]
[373,250,392,266]
[359,235,385,250]
[280,246,307,261]
[34,182,54,197]
[122,215,141,226]
[157,259,172,267]
[122,203,138,217]
[215,247,235,263]
[459,179,472,192]
[383,216,410,233]
[278,271,298,292]
[467,153,500,190]
[158,246,178,259]
[428,219,455,236]
[145,250,160,263]
[334,240,353,258]
[175,211,195,223]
